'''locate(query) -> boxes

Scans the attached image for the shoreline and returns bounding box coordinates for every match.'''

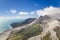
[0,25,27,40]
[0,29,12,40]
[0,19,37,40]
[0,27,13,34]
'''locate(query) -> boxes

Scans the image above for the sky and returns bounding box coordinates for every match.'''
[0,0,60,18]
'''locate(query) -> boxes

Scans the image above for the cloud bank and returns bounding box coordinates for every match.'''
[36,6,60,19]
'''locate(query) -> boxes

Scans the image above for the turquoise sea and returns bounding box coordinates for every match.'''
[0,17,25,33]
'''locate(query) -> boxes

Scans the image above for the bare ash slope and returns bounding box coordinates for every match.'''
[28,15,60,40]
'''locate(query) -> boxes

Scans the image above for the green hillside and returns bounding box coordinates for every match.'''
[54,27,60,40]
[7,23,43,40]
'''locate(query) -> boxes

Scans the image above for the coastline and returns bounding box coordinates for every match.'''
[0,18,36,40]
[0,25,27,40]
[0,29,12,40]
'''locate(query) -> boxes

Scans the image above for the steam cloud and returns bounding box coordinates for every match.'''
[36,6,60,19]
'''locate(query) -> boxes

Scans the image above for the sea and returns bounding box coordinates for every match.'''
[0,17,25,33]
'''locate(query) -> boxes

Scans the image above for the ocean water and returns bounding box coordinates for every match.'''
[0,17,25,33]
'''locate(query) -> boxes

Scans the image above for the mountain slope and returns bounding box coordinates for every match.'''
[6,23,43,40]
[6,15,60,40]
[11,18,36,28]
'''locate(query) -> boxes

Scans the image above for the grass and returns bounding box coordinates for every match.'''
[42,33,51,40]
[7,23,43,40]
[54,27,60,40]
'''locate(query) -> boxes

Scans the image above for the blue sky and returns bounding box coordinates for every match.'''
[0,0,60,18]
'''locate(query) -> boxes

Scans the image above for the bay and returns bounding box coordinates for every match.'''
[0,17,25,33]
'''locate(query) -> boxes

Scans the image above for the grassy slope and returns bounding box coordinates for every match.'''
[42,33,51,40]
[54,27,60,40]
[7,23,43,40]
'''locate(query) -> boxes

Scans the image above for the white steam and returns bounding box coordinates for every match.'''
[36,6,60,19]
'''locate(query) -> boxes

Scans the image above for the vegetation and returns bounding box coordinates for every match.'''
[42,33,51,40]
[7,23,43,40]
[54,27,60,40]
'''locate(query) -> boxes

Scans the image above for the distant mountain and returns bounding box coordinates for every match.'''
[11,18,36,28]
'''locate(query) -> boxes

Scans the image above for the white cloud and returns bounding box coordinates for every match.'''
[36,6,60,19]
[6,6,60,19]
[9,9,16,14]
[19,12,29,15]
[36,10,44,16]
[43,6,60,16]
[30,11,35,14]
